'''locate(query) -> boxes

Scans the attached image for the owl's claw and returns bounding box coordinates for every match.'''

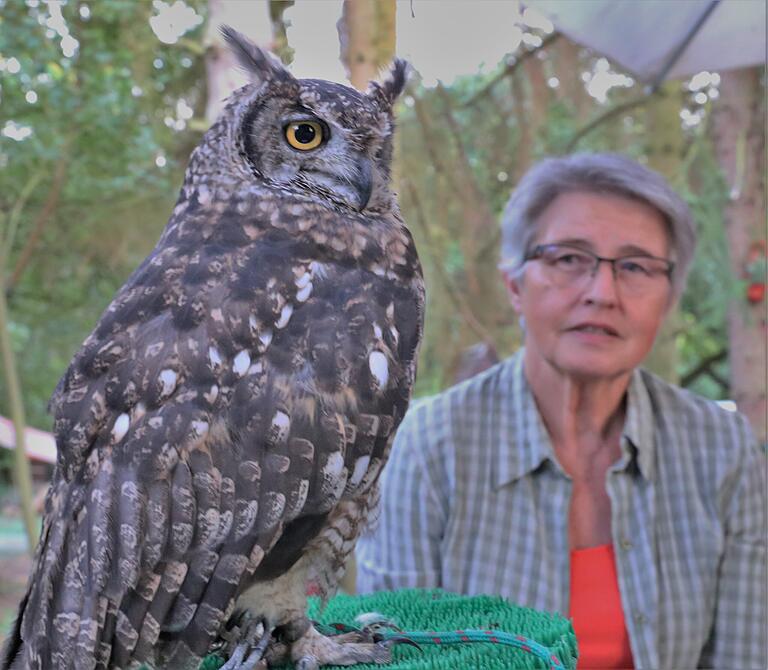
[379,635,422,651]
[219,617,273,670]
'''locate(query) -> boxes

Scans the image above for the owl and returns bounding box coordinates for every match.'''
[1,26,423,670]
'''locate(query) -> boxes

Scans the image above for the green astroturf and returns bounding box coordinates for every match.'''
[195,589,577,670]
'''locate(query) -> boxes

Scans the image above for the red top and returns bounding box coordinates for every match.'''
[569,544,634,669]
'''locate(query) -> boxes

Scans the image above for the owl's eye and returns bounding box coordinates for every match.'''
[284,121,325,151]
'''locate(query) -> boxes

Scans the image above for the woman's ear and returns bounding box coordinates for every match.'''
[664,288,678,315]
[502,271,524,314]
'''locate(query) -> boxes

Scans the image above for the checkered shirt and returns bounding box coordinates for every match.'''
[356,350,767,669]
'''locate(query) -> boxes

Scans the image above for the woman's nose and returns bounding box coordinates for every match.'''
[582,259,620,303]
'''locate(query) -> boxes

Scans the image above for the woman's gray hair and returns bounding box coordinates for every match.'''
[499,153,697,299]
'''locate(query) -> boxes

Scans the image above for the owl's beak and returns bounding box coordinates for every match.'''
[354,155,373,211]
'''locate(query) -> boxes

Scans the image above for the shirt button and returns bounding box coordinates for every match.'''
[619,537,633,551]
[634,612,647,625]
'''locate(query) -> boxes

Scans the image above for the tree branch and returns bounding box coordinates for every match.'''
[564,91,655,153]
[434,83,496,236]
[404,181,496,347]
[6,153,69,295]
[411,92,453,182]
[0,170,45,270]
[680,348,728,388]
[461,32,561,109]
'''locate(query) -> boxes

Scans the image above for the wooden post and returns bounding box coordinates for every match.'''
[645,82,685,383]
[710,66,767,444]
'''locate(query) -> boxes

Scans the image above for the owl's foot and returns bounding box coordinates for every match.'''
[218,616,273,670]
[321,613,408,645]
[291,624,410,668]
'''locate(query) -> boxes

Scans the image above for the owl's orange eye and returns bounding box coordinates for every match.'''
[284,121,324,151]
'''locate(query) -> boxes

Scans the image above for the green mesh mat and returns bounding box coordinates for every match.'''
[196,589,577,670]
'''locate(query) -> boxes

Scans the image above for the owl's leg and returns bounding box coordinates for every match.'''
[224,554,313,668]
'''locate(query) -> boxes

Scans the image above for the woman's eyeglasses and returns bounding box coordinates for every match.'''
[523,243,674,294]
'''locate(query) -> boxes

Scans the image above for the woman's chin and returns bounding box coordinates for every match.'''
[552,351,633,382]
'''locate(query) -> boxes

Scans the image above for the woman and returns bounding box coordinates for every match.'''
[355,154,766,669]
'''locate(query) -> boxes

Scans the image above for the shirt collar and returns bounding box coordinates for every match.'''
[493,350,656,489]
[622,368,656,480]
[493,350,554,489]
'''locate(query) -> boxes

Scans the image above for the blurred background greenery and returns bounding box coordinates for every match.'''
[0,0,765,510]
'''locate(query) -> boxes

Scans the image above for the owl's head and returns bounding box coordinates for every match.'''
[217,26,408,213]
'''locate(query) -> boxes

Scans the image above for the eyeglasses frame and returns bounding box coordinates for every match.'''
[522,243,675,284]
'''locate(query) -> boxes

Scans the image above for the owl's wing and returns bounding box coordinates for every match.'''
[21,227,422,670]
[20,241,244,669]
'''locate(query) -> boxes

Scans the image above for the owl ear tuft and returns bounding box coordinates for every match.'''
[220,25,294,86]
[368,59,409,107]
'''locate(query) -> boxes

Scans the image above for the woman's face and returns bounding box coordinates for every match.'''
[505,191,673,382]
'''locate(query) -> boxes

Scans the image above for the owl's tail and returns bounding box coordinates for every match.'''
[0,511,92,670]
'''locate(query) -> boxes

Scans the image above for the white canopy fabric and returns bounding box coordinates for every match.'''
[525,0,766,85]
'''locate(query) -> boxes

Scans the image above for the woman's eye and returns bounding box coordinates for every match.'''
[619,260,650,275]
[285,121,324,150]
[556,253,585,266]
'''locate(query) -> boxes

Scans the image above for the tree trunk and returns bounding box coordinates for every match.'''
[710,66,767,444]
[523,51,550,150]
[644,82,684,383]
[338,0,396,91]
[553,36,588,121]
[510,72,533,181]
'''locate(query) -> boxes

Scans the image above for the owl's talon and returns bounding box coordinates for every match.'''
[379,635,422,651]
[218,641,269,670]
[218,643,247,670]
[219,618,273,670]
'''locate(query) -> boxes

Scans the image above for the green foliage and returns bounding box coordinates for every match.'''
[676,137,733,397]
[0,8,738,433]
[398,46,733,399]
[0,0,207,429]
